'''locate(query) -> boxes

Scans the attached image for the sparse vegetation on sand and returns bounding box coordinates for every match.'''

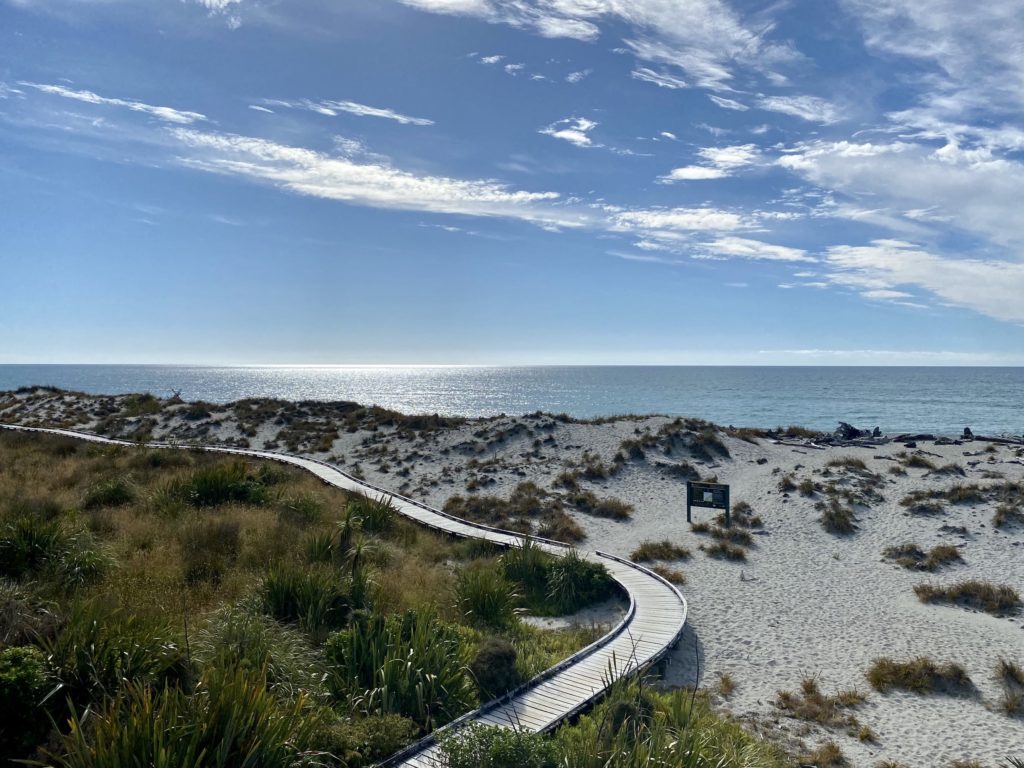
[883,543,963,571]
[866,656,974,695]
[913,580,1021,616]
[996,658,1024,716]
[630,539,691,563]
[775,677,865,733]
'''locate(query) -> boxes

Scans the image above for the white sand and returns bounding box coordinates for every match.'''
[4,389,1023,766]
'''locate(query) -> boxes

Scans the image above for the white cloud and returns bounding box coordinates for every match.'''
[825,239,1024,322]
[565,69,591,83]
[659,166,728,181]
[539,116,598,148]
[612,207,746,234]
[698,236,813,262]
[18,81,206,124]
[504,63,524,74]
[169,128,582,227]
[708,94,748,111]
[758,94,842,123]
[248,105,274,113]
[265,98,434,126]
[478,54,504,64]
[659,143,760,183]
[659,131,677,140]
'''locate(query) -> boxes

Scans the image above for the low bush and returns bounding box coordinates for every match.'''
[349,495,396,534]
[48,667,317,768]
[325,609,475,730]
[546,551,614,614]
[866,656,973,695]
[455,563,520,629]
[913,580,1021,616]
[0,517,109,586]
[630,540,691,562]
[83,477,136,510]
[316,713,420,767]
[261,566,350,642]
[471,636,522,701]
[0,645,52,761]
[181,461,270,507]
[440,723,557,768]
[278,492,324,527]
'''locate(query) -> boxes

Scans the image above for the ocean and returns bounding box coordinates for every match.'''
[0,365,1021,435]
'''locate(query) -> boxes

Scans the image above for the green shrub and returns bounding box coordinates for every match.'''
[316,713,420,767]
[501,539,552,599]
[83,477,136,510]
[193,605,325,701]
[546,551,613,614]
[349,495,396,534]
[304,531,335,563]
[183,462,270,507]
[181,518,241,584]
[48,667,317,768]
[42,603,190,709]
[440,723,557,768]
[0,580,60,646]
[0,645,52,761]
[0,517,108,586]
[261,566,350,643]
[456,563,520,629]
[325,609,475,731]
[471,636,522,701]
[4,494,63,521]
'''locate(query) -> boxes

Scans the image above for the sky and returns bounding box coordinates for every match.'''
[2,0,1024,365]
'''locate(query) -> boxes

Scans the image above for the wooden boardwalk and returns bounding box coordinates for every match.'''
[0,425,688,767]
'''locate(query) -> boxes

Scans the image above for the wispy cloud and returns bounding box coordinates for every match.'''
[169,128,580,226]
[565,69,591,83]
[757,94,842,123]
[698,236,813,262]
[631,68,688,89]
[708,94,748,111]
[263,98,433,126]
[18,81,206,124]
[659,143,760,183]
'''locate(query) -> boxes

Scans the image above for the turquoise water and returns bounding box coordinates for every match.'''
[0,365,1021,435]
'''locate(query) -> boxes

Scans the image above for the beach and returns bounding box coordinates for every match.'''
[3,387,1022,766]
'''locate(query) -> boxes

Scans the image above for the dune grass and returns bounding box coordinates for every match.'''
[866,656,973,695]
[913,580,1021,616]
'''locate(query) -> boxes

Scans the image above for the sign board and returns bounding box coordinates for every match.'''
[686,481,731,526]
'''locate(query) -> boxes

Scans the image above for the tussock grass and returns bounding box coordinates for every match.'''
[630,540,691,562]
[866,656,973,695]
[819,498,858,535]
[997,658,1024,716]
[827,456,867,470]
[651,565,686,585]
[702,541,747,561]
[802,740,846,767]
[883,543,962,572]
[914,580,1021,616]
[775,677,865,730]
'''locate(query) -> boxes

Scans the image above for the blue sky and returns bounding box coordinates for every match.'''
[2,0,1024,365]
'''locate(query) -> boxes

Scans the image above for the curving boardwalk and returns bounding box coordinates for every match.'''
[0,424,687,767]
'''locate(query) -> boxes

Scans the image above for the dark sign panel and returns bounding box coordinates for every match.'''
[686,481,731,525]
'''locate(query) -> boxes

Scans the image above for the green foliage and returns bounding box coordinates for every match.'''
[455,563,520,629]
[0,516,109,586]
[171,461,272,508]
[278,493,324,527]
[181,518,241,584]
[501,539,551,599]
[440,723,558,768]
[193,605,326,701]
[47,666,318,768]
[0,579,60,646]
[42,603,190,710]
[0,645,53,761]
[546,551,614,614]
[325,609,476,731]
[349,495,396,534]
[261,566,350,643]
[316,713,420,767]
[471,636,522,701]
[83,477,136,510]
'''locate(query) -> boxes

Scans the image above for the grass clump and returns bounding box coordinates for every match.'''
[630,540,691,563]
[994,504,1024,528]
[651,565,686,585]
[455,563,520,629]
[866,656,973,695]
[802,740,846,767]
[883,543,963,572]
[261,566,351,643]
[441,723,557,768]
[469,636,522,702]
[827,456,867,470]
[913,580,1021,616]
[903,454,937,470]
[997,658,1024,716]
[819,498,858,535]
[702,541,747,561]
[83,477,136,509]
[775,677,865,732]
